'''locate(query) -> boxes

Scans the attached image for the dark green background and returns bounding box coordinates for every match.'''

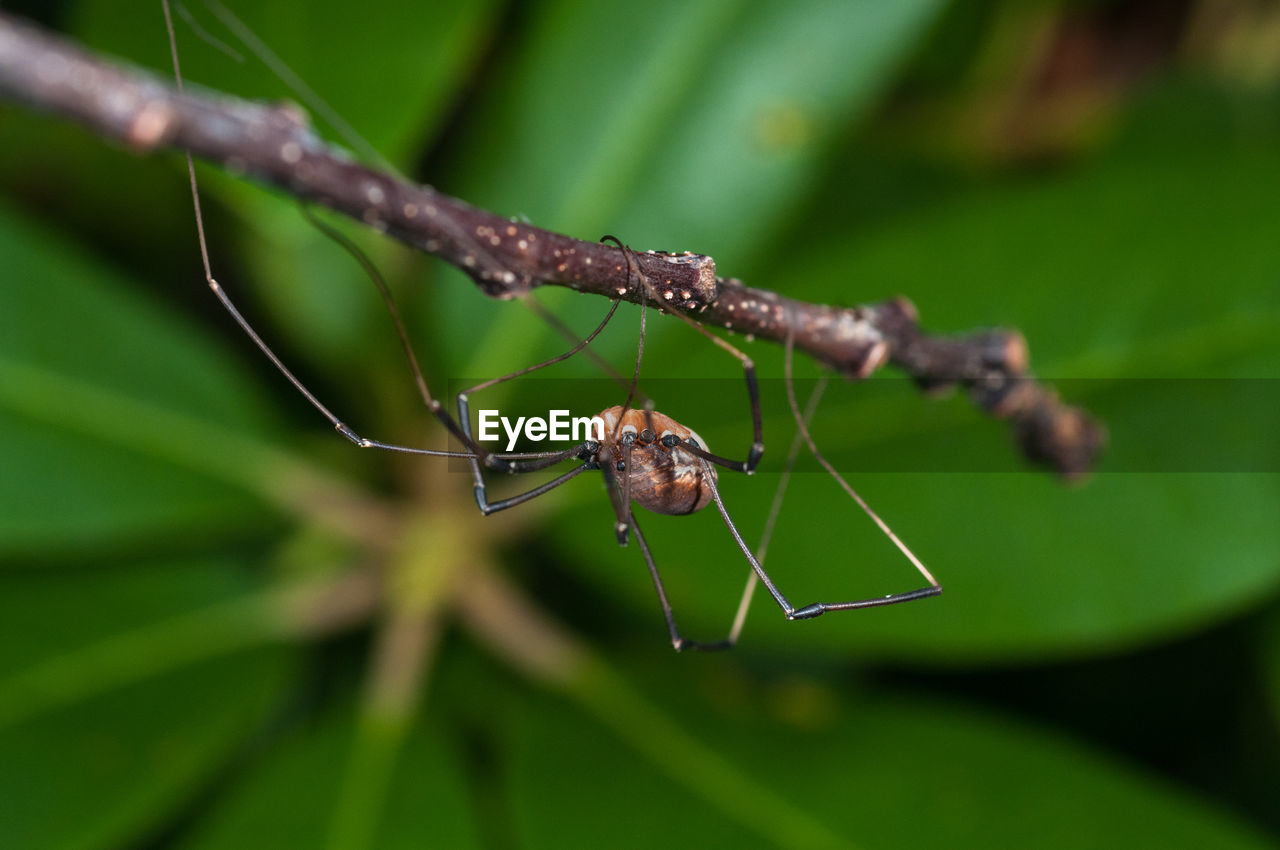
[1,0,1278,847]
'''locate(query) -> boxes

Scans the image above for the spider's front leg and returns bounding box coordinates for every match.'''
[468,441,597,516]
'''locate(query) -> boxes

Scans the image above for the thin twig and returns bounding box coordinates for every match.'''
[0,12,1105,476]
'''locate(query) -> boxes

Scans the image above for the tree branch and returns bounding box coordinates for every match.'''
[0,12,1104,477]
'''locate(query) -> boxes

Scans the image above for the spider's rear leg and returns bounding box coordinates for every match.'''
[627,511,733,652]
[699,449,941,625]
[680,342,763,474]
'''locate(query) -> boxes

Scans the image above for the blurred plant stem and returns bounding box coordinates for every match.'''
[0,357,396,544]
[326,507,478,850]
[327,610,444,850]
[0,567,380,730]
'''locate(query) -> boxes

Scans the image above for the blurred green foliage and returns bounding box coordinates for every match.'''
[1,0,1278,847]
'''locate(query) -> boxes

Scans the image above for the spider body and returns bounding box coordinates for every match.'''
[595,406,716,516]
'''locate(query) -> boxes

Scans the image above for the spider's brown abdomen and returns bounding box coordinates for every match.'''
[596,406,716,516]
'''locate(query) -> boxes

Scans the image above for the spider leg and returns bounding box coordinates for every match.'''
[450,288,622,517]
[521,296,650,407]
[600,460,731,651]
[173,142,477,458]
[456,396,596,514]
[298,206,515,461]
[626,508,732,652]
[614,431,638,545]
[673,330,763,474]
[454,298,620,493]
[186,226,477,461]
[599,236,646,430]
[782,323,941,594]
[679,437,760,475]
[600,459,631,547]
[699,457,941,621]
[470,460,593,516]
[198,210,480,458]
[164,0,500,463]
[457,298,622,403]
[724,376,829,645]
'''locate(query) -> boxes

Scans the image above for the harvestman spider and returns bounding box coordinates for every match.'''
[455,239,941,650]
[162,0,941,651]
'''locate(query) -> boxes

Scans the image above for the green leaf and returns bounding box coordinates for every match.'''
[461,655,1273,849]
[0,555,305,848]
[183,701,480,850]
[613,0,948,269]
[0,202,284,555]
[0,557,263,679]
[0,648,293,850]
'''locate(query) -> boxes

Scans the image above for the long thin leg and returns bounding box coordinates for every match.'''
[164,3,475,460]
[200,0,389,172]
[198,0,511,284]
[616,432,636,545]
[600,461,630,547]
[456,232,627,511]
[456,235,634,513]
[700,325,943,621]
[724,375,829,646]
[521,295,650,408]
[459,298,622,400]
[672,329,763,474]
[628,513,732,652]
[455,296,621,492]
[451,285,620,513]
[174,3,244,63]
[700,455,940,622]
[783,324,941,596]
[598,459,730,651]
[456,394,596,513]
[599,236,646,436]
[452,300,608,509]
[472,461,593,516]
[298,207,498,458]
[596,235,645,547]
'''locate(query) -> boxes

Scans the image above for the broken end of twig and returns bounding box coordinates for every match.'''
[966,364,1106,479]
[1013,392,1107,481]
[870,296,1104,478]
[970,376,1107,478]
